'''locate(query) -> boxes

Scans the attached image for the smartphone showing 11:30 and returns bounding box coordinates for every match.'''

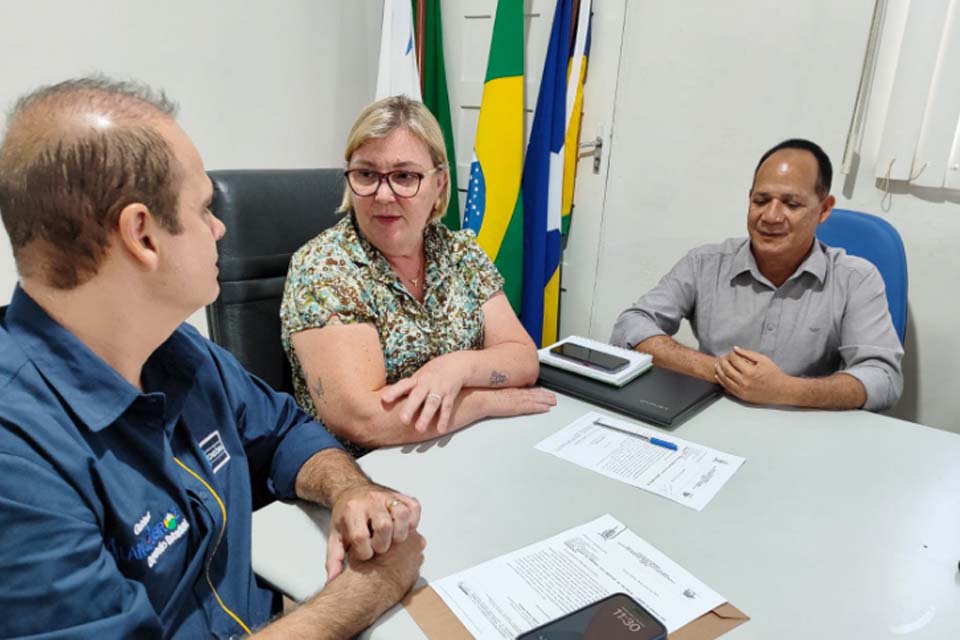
[516,592,667,640]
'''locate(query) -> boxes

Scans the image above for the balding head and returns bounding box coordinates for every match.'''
[751,138,832,199]
[0,76,183,289]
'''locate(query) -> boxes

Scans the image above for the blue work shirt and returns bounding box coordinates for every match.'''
[0,287,342,638]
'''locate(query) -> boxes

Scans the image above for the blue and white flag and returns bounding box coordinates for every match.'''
[376,0,422,100]
[521,0,575,345]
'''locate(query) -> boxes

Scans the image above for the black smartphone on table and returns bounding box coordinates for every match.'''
[516,592,667,640]
[549,343,631,373]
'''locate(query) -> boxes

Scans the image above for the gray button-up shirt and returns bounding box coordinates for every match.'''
[610,238,903,411]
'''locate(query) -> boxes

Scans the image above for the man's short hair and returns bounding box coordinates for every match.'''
[752,138,833,199]
[0,76,182,289]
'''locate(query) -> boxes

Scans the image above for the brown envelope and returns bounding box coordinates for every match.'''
[403,585,749,640]
[667,602,749,640]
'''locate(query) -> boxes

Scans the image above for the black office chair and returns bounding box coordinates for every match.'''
[205,169,344,394]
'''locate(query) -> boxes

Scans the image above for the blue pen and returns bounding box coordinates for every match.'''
[593,419,679,451]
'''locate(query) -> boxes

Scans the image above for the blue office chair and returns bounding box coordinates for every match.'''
[816,209,907,343]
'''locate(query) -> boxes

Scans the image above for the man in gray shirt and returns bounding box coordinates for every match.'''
[611,139,903,411]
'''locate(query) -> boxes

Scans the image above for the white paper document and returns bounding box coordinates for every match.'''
[535,411,745,511]
[432,514,725,639]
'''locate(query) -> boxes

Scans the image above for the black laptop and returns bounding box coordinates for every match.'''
[537,363,721,430]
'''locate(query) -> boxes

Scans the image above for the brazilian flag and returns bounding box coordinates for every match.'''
[462,0,525,313]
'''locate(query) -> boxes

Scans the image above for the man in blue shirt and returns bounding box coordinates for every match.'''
[0,77,425,638]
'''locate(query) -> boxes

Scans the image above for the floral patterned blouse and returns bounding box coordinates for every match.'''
[280,214,504,455]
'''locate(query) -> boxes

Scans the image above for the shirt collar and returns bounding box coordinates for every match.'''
[731,239,758,280]
[4,286,201,432]
[796,240,828,283]
[423,221,453,275]
[0,322,25,388]
[732,238,827,287]
[339,214,373,267]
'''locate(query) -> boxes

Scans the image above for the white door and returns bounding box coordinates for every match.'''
[555,0,627,338]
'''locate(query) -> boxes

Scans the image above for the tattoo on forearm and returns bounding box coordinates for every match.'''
[311,376,325,402]
[490,370,508,386]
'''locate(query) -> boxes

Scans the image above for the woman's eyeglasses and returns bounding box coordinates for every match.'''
[345,167,442,199]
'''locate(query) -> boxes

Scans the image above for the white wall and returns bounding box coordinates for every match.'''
[833,2,960,431]
[0,0,381,334]
[578,1,959,432]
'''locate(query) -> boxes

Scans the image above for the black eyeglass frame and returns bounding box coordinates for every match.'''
[344,166,443,199]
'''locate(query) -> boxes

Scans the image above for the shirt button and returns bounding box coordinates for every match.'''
[766,324,775,332]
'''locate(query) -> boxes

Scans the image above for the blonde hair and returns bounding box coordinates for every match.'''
[338,95,450,222]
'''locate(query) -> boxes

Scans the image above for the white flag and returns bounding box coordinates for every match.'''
[376,0,422,100]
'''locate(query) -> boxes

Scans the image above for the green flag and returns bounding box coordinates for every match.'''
[414,0,461,230]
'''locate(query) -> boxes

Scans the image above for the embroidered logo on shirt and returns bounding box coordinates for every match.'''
[108,505,190,569]
[199,430,230,473]
[146,511,190,568]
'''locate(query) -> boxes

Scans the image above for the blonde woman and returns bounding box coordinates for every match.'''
[281,96,555,456]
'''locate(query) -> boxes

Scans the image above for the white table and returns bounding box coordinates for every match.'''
[252,395,960,639]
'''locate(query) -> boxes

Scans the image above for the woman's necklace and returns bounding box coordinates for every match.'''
[407,264,422,287]
[396,255,424,288]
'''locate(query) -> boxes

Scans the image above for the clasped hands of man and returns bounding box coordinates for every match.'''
[714,346,789,405]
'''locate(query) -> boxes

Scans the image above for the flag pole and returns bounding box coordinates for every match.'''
[414,0,426,95]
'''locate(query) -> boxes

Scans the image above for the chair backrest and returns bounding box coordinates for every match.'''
[206,169,344,392]
[816,208,907,343]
